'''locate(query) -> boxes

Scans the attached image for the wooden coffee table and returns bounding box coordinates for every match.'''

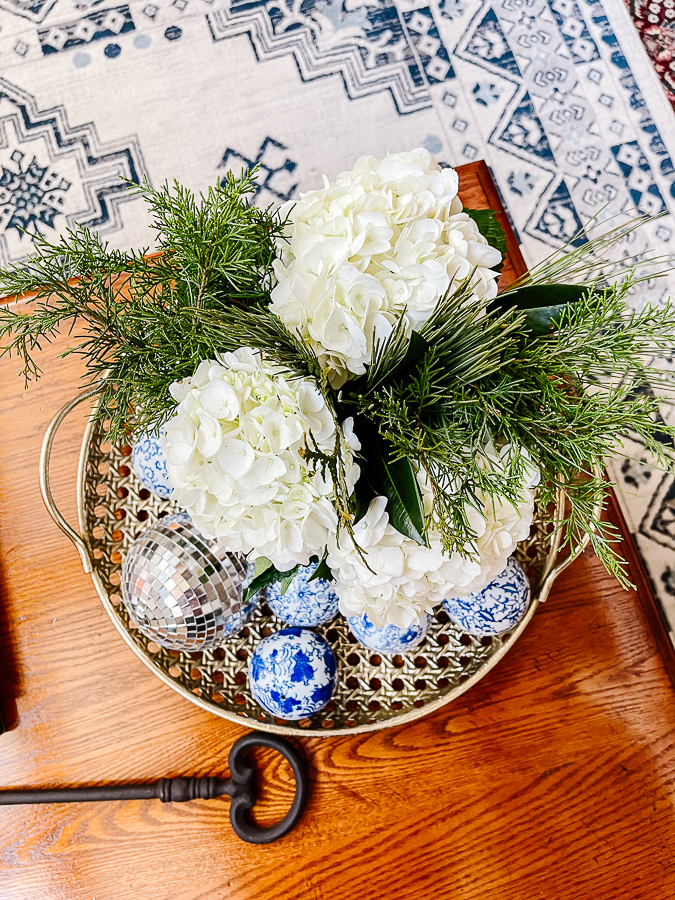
[0,164,673,900]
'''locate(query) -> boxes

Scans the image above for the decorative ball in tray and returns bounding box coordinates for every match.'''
[23,150,639,740]
[41,394,579,738]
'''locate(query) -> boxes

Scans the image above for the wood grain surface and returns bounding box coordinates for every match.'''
[0,164,673,900]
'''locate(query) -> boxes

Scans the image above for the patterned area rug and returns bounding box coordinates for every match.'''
[626,0,675,107]
[1,0,675,646]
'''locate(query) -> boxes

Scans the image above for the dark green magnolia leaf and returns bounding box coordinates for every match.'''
[522,305,572,336]
[388,330,430,381]
[243,557,299,602]
[494,283,587,336]
[308,555,334,583]
[465,209,507,273]
[355,416,428,546]
[344,330,430,403]
[352,478,376,525]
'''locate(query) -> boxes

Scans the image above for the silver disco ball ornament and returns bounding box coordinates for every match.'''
[121,512,259,651]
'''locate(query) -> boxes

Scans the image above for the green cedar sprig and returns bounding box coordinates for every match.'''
[0,170,290,439]
[354,279,675,586]
[0,174,674,589]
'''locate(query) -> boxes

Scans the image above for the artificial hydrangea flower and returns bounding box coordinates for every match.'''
[162,348,359,572]
[270,148,502,386]
[326,447,540,629]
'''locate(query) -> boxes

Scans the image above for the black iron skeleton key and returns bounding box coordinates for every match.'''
[0,731,308,844]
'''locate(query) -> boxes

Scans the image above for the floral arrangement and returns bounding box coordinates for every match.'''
[1,149,674,630]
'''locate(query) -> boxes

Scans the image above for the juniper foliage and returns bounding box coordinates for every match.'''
[352,282,675,585]
[0,175,674,587]
[0,170,291,438]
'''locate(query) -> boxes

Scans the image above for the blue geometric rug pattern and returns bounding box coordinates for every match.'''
[1,0,674,640]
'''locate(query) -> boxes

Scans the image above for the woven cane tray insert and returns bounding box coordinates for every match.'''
[79,414,557,737]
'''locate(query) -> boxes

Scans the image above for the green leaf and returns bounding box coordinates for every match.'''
[388,330,430,381]
[308,555,334,583]
[280,572,296,596]
[465,209,507,273]
[243,558,299,602]
[355,416,428,546]
[252,556,274,579]
[495,284,587,336]
[352,478,376,525]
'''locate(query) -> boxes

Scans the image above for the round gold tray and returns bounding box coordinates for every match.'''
[40,392,588,737]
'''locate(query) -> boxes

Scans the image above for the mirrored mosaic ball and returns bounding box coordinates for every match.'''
[121,512,259,650]
[132,429,172,500]
[348,612,431,654]
[266,562,340,627]
[442,557,531,636]
[248,628,337,720]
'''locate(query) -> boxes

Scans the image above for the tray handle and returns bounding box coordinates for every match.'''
[39,388,100,575]
[538,467,604,602]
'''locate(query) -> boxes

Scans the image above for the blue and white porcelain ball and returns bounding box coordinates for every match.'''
[347,613,431,654]
[249,628,337,720]
[266,563,339,627]
[132,429,172,500]
[442,557,531,636]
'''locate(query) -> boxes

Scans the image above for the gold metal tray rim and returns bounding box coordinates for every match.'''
[40,391,589,738]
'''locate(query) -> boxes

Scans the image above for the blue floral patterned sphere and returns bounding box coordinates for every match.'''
[266,563,339,627]
[249,628,337,720]
[442,557,531,636]
[347,613,431,654]
[132,430,172,500]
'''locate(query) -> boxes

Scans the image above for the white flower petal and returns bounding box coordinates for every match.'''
[215,439,255,479]
[163,350,360,570]
[269,150,499,382]
[327,448,538,627]
[199,381,240,421]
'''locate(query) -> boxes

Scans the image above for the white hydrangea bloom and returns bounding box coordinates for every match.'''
[327,447,539,629]
[162,348,359,572]
[270,148,502,386]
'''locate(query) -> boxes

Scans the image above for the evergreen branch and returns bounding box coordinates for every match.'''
[191,305,321,381]
[0,172,287,439]
[504,211,674,291]
[127,169,286,305]
[357,276,675,570]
